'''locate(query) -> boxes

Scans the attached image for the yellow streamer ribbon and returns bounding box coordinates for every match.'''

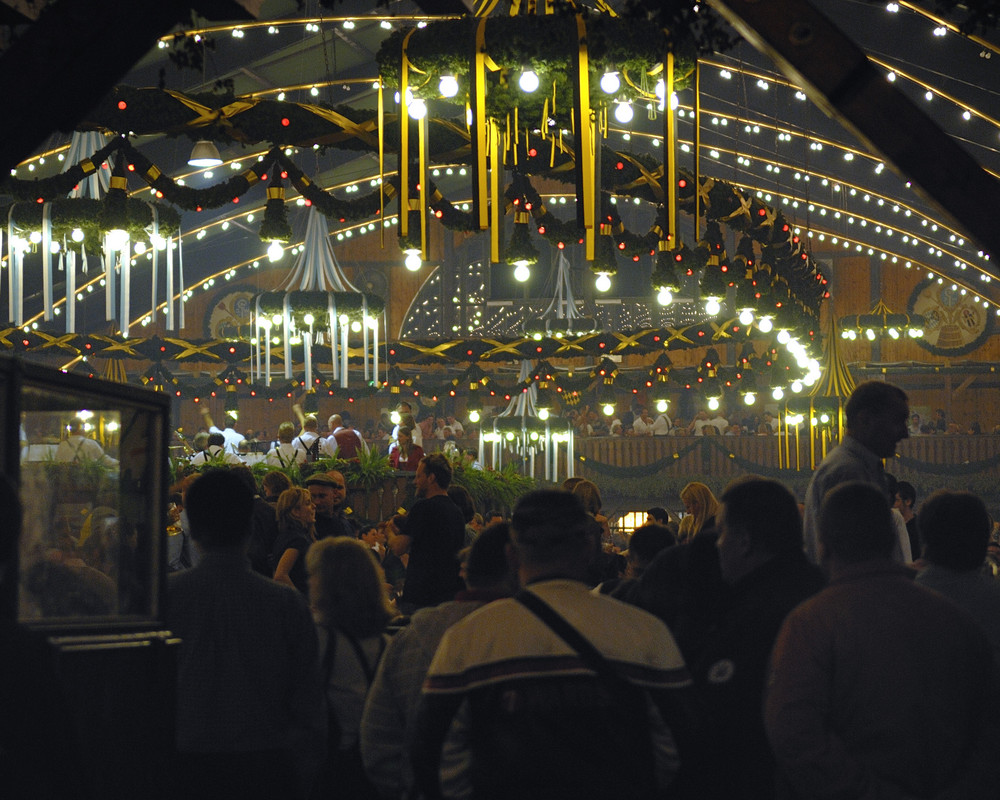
[379,80,385,247]
[665,48,677,246]
[489,119,501,263]
[418,115,428,258]
[574,14,595,261]
[400,29,417,242]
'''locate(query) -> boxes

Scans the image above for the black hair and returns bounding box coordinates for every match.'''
[447,484,476,523]
[844,381,907,427]
[645,507,670,524]
[820,481,895,564]
[420,452,453,489]
[896,481,916,506]
[918,490,991,572]
[720,476,803,555]
[185,469,254,548]
[627,524,676,566]
[511,489,594,558]
[464,522,512,588]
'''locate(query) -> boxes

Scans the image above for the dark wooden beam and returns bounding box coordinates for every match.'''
[0,0,260,174]
[709,0,1000,305]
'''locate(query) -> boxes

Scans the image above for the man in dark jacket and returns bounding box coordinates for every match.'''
[698,477,825,798]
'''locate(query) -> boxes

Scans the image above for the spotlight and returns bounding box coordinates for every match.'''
[188,140,223,167]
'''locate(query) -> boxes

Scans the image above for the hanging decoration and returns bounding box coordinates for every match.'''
[839,298,926,342]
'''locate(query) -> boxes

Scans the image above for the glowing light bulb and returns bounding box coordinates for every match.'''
[513,262,531,282]
[657,287,673,306]
[614,102,633,124]
[776,329,791,344]
[656,399,668,413]
[439,75,459,97]
[519,70,539,93]
[538,408,549,420]
[390,411,401,425]
[744,392,756,405]
[603,403,615,417]
[351,320,362,332]
[600,72,620,94]
[468,409,480,423]
[738,308,754,325]
[271,314,282,326]
[757,316,773,333]
[303,313,315,326]
[865,328,876,341]
[772,387,784,400]
[267,240,284,262]
[404,249,422,271]
[792,380,803,393]
[705,297,721,316]
[708,397,720,411]
[105,229,128,249]
[408,98,427,120]
[71,228,85,243]
[595,271,612,292]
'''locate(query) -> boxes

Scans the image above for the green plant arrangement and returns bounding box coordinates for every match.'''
[452,461,536,516]
[343,448,395,489]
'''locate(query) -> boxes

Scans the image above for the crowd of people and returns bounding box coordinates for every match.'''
[14,378,1000,799]
[142,379,1000,800]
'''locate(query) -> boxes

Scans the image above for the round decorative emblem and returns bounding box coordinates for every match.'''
[909,278,993,356]
[707,659,735,684]
[205,289,256,340]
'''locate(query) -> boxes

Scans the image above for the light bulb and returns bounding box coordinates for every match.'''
[538,408,549,420]
[303,313,315,326]
[439,75,459,98]
[595,272,612,292]
[865,328,876,341]
[390,411,401,425]
[271,313,282,326]
[656,399,668,413]
[705,297,721,316]
[772,387,784,400]
[71,228,85,243]
[744,392,756,405]
[105,229,129,250]
[339,314,349,324]
[49,241,60,254]
[603,403,615,417]
[350,320,361,332]
[408,98,427,120]
[29,231,41,244]
[519,70,539,93]
[888,327,899,339]
[505,432,515,441]
[776,329,791,344]
[150,233,166,250]
[134,241,146,255]
[267,240,284,262]
[468,409,480,423]
[655,79,665,100]
[614,102,633,124]
[513,262,531,282]
[820,413,830,424]
[757,316,773,333]
[404,250,422,271]
[738,308,754,325]
[600,72,620,93]
[708,397,720,411]
[791,380,803,393]
[657,287,673,306]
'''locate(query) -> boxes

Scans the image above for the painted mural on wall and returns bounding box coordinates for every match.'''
[910,277,994,356]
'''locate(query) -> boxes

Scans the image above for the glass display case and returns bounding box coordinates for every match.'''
[1,357,170,627]
[0,356,175,800]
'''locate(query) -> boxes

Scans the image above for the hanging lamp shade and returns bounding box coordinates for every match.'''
[188,140,223,167]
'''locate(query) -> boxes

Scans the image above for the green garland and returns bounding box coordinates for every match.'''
[376,13,695,126]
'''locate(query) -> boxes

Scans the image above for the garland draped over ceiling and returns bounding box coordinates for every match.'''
[0,8,828,397]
